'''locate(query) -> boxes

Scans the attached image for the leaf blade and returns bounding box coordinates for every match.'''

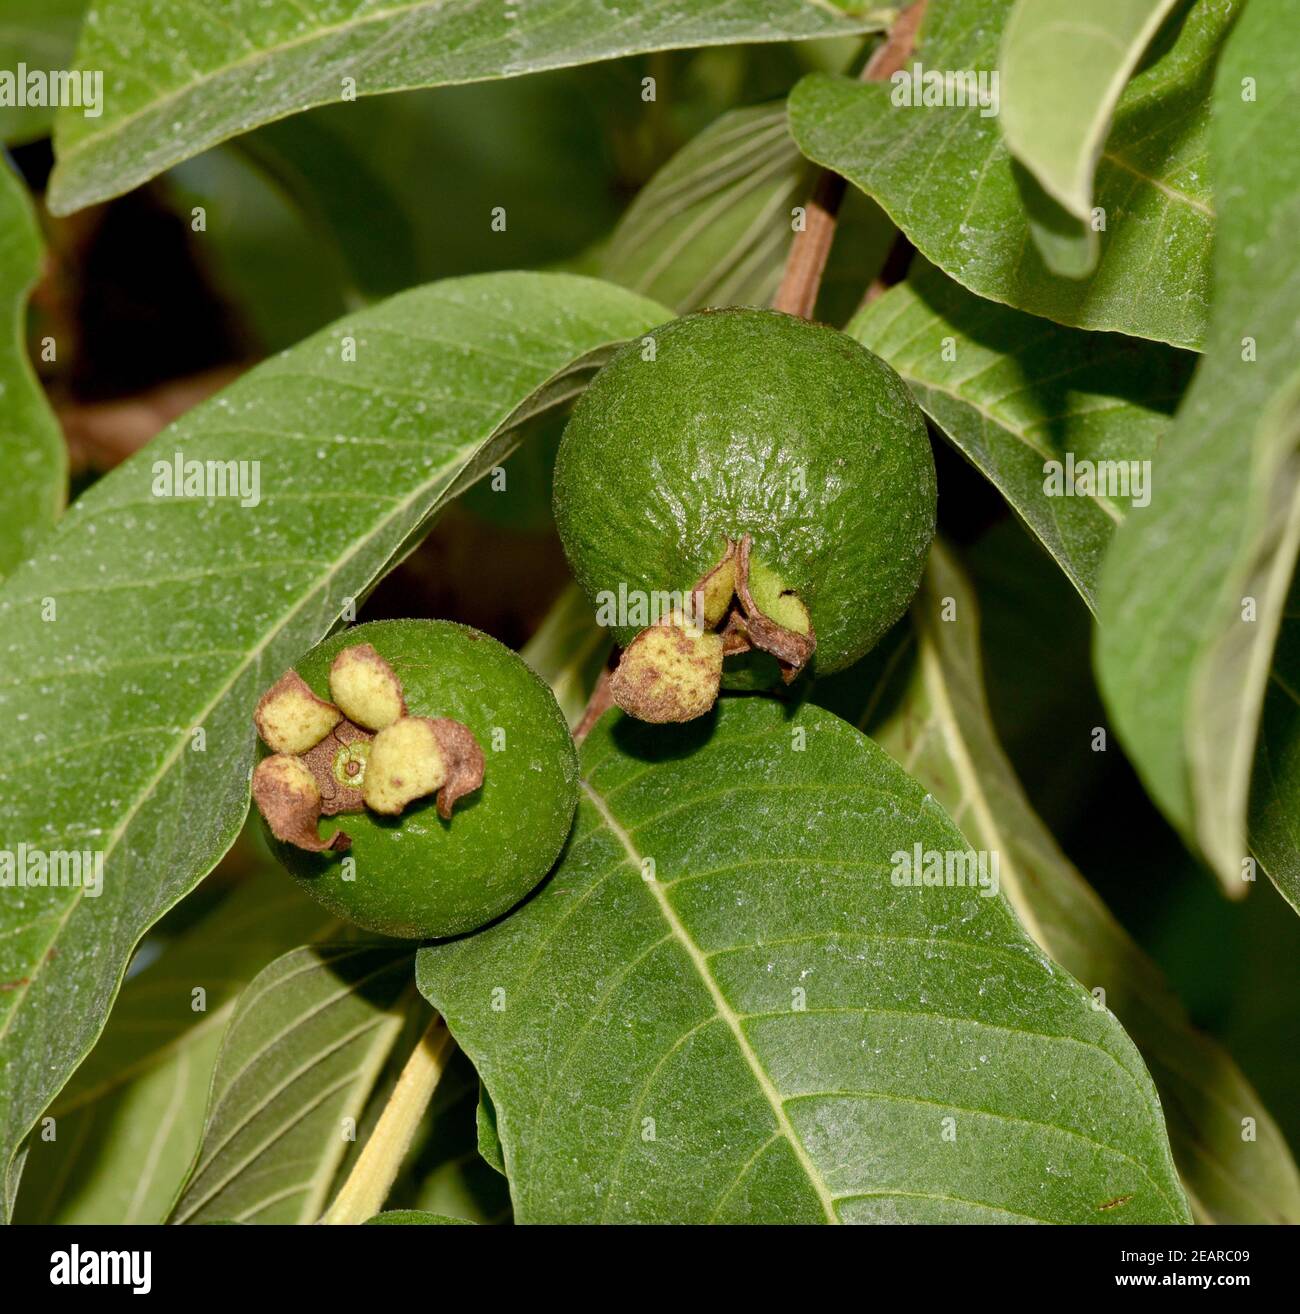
[1000,0,1181,219]
[168,941,413,1225]
[1096,0,1300,896]
[0,163,65,579]
[418,698,1190,1224]
[822,543,1300,1223]
[788,0,1229,348]
[48,0,886,215]
[14,867,331,1223]
[850,262,1192,609]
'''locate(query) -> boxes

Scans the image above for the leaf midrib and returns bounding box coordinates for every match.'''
[579,778,840,1224]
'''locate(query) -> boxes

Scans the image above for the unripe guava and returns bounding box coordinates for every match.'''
[552,308,936,721]
[253,619,578,939]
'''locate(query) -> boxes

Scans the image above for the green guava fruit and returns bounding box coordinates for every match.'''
[552,307,936,721]
[251,619,578,939]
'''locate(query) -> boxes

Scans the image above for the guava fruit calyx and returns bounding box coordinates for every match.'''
[250,643,485,850]
[608,533,817,723]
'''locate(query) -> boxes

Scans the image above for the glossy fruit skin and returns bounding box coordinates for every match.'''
[553,308,936,676]
[262,620,578,939]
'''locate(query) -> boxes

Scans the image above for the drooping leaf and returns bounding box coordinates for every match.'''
[475,1085,506,1180]
[165,148,353,354]
[234,68,637,302]
[604,104,805,313]
[518,582,610,728]
[789,0,1232,349]
[47,0,887,216]
[0,161,65,579]
[14,865,330,1223]
[1248,577,1300,914]
[850,261,1192,610]
[418,697,1190,1224]
[1096,0,1300,899]
[817,544,1300,1224]
[999,0,1182,273]
[169,942,413,1225]
[0,0,87,144]
[0,270,670,1222]
[603,100,894,323]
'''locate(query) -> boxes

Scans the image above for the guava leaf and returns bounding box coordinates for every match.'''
[417,697,1189,1224]
[169,942,413,1225]
[603,100,894,324]
[1096,0,1300,899]
[1250,590,1300,915]
[475,1084,507,1179]
[999,0,1181,273]
[0,162,65,580]
[519,583,611,728]
[604,103,806,313]
[820,544,1300,1224]
[849,261,1192,610]
[47,0,887,216]
[788,0,1231,349]
[0,270,671,1222]
[13,867,331,1223]
[0,0,87,144]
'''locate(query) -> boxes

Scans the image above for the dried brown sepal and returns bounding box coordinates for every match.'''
[329,643,407,730]
[254,670,341,755]
[252,754,350,853]
[428,718,486,820]
[735,534,816,682]
[611,620,724,723]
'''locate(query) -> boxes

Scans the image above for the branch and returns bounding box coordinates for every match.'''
[772,0,928,320]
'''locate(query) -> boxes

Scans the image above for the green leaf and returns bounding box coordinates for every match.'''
[822,543,1300,1224]
[0,162,65,579]
[364,1209,473,1224]
[475,1084,506,1179]
[0,270,670,1222]
[166,147,352,353]
[1248,577,1300,915]
[603,100,893,323]
[47,0,887,216]
[788,0,1231,349]
[235,70,634,302]
[14,866,330,1223]
[418,697,1189,1224]
[849,261,1192,610]
[1000,0,1181,273]
[1096,0,1300,898]
[604,103,805,313]
[519,582,611,728]
[0,0,86,144]
[169,942,413,1224]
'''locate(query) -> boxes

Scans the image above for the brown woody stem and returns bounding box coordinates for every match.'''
[771,0,929,321]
